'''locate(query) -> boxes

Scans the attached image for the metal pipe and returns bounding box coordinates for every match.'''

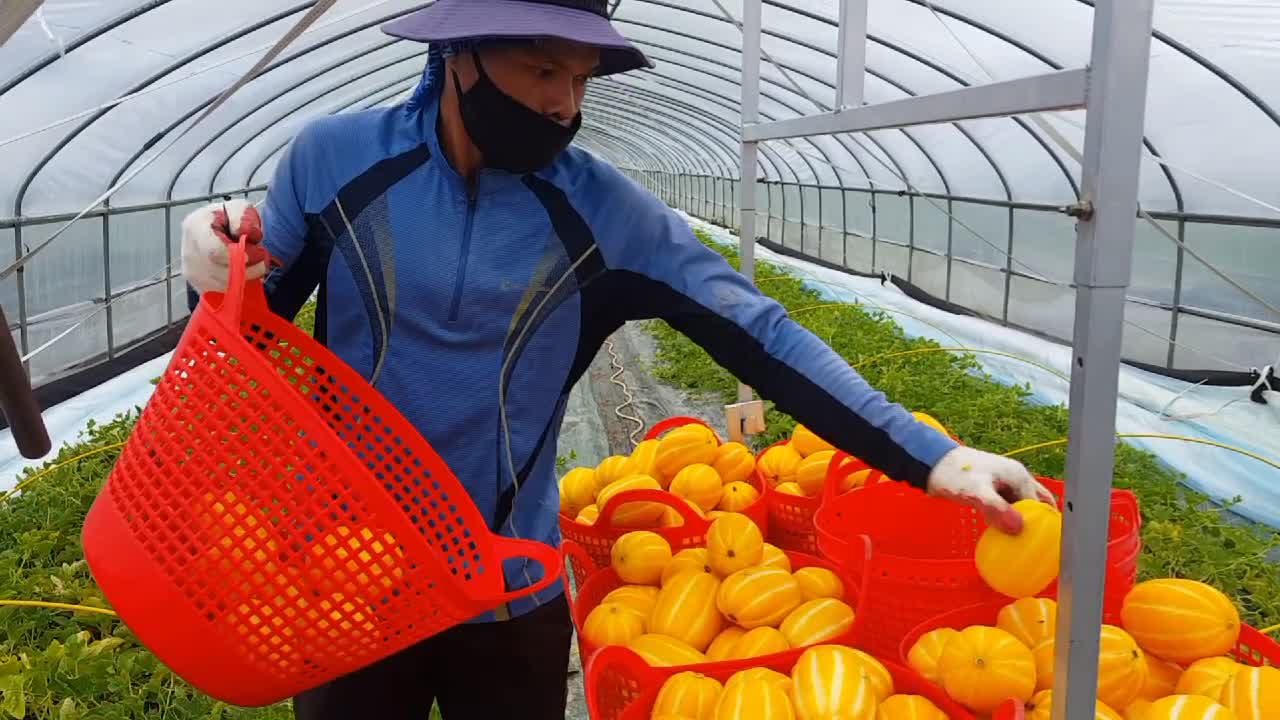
[0,304,50,459]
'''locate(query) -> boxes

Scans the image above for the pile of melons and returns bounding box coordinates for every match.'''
[580,514,857,666]
[907,494,1277,719]
[649,644,952,720]
[761,414,949,498]
[559,422,761,527]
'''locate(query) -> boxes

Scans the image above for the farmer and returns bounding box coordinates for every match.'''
[179,0,1052,717]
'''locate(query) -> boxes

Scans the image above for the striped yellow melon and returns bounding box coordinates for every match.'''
[560,466,600,517]
[662,498,708,528]
[611,530,672,586]
[717,566,803,629]
[775,482,804,496]
[839,467,878,493]
[706,513,764,577]
[730,626,790,659]
[848,647,895,702]
[779,598,855,647]
[997,597,1057,649]
[1026,689,1123,720]
[663,548,712,586]
[759,544,791,572]
[603,584,660,617]
[581,602,646,647]
[1033,624,1148,709]
[726,667,792,693]
[1126,699,1155,720]
[793,567,843,602]
[596,454,641,489]
[1146,695,1238,720]
[706,626,747,661]
[656,426,719,482]
[715,671,796,720]
[596,474,666,527]
[794,450,836,497]
[1219,665,1280,720]
[654,671,723,720]
[877,694,948,720]
[757,445,802,488]
[649,571,723,652]
[912,412,949,435]
[1141,656,1185,701]
[790,645,879,720]
[717,481,762,512]
[671,464,724,512]
[790,425,835,458]
[713,442,756,485]
[576,504,599,525]
[628,634,708,667]
[974,498,1062,598]
[1176,657,1241,701]
[906,627,959,685]
[1122,579,1242,664]
[630,438,661,479]
[937,625,1037,713]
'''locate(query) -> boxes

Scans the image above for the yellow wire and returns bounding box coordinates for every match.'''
[0,600,117,616]
[851,346,1072,384]
[1259,623,1280,635]
[1002,433,1280,472]
[0,441,125,503]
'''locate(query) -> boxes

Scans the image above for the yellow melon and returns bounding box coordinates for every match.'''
[793,567,844,602]
[654,671,723,720]
[582,602,646,647]
[789,425,835,458]
[1141,656,1185,701]
[576,504,600,525]
[559,466,600,517]
[713,442,756,485]
[715,671,796,720]
[717,481,762,512]
[662,498,708,529]
[706,513,765,577]
[628,634,708,667]
[775,482,805,496]
[912,412,949,435]
[759,544,791,573]
[757,445,803,488]
[937,625,1037,713]
[706,626,747,661]
[730,626,790,659]
[907,627,959,685]
[1126,699,1155,720]
[1146,695,1238,720]
[848,647,896,702]
[794,450,836,497]
[596,474,666,527]
[663,548,712,586]
[1025,689,1123,720]
[611,530,672,586]
[717,566,803,629]
[630,438,661,479]
[603,584,660,617]
[1033,624,1148,709]
[790,644,879,720]
[1219,665,1280,720]
[597,454,641,488]
[656,426,719,482]
[974,499,1062,598]
[1176,657,1241,701]
[997,597,1057,649]
[876,694,948,720]
[649,571,723,652]
[839,467,878,493]
[726,667,793,694]
[671,464,725,512]
[1121,579,1242,665]
[779,598,855,647]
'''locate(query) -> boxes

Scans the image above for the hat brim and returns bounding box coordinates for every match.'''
[381,0,654,77]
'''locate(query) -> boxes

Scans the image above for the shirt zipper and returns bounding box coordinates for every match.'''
[448,187,477,323]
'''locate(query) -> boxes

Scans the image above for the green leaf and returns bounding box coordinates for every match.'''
[59,697,80,720]
[0,675,25,719]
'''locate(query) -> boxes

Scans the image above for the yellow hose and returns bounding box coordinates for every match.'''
[1002,434,1280,472]
[0,441,125,503]
[851,346,1071,384]
[1259,623,1280,635]
[0,600,117,616]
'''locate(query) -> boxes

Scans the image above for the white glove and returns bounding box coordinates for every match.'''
[180,199,270,295]
[926,446,1055,534]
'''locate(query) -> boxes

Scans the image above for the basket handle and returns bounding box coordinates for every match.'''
[560,539,597,617]
[820,451,886,504]
[643,416,721,443]
[216,235,269,326]
[584,644,655,719]
[487,536,564,605]
[596,488,710,531]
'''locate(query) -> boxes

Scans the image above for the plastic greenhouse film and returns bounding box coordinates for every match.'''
[0,305,50,459]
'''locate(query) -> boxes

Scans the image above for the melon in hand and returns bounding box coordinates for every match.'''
[975,498,1062,598]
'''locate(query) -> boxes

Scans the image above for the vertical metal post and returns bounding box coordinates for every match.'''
[12,225,28,368]
[817,187,824,261]
[870,189,878,270]
[1052,3,1155,720]
[737,0,762,404]
[102,205,114,360]
[945,198,955,301]
[781,187,788,249]
[841,188,849,269]
[835,0,868,109]
[907,194,915,281]
[1003,207,1014,325]
[1166,218,1186,367]
[798,185,805,255]
[165,205,174,326]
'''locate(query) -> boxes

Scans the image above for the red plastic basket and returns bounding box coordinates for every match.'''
[759,441,890,554]
[557,416,768,570]
[584,641,975,720]
[814,462,1141,659]
[80,239,561,706]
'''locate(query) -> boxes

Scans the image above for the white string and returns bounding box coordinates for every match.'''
[33,7,64,57]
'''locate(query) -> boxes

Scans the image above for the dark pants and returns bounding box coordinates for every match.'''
[293,594,574,719]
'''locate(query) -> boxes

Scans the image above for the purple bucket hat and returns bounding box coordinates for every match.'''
[381,0,654,77]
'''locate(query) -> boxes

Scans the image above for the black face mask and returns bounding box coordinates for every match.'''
[451,50,583,174]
